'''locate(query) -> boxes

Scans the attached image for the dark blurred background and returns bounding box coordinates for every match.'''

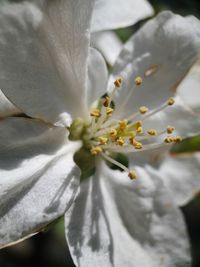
[1,0,200,267]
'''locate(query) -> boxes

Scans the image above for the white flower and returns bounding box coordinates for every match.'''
[178,57,200,112]
[0,0,154,117]
[0,1,200,267]
[91,0,154,65]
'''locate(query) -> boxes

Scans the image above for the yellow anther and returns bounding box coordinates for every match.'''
[147,128,157,136]
[90,146,102,156]
[164,136,174,143]
[134,141,143,149]
[129,137,137,146]
[106,107,114,116]
[135,121,142,128]
[109,128,118,137]
[118,120,128,130]
[136,126,143,134]
[90,109,101,118]
[114,77,123,88]
[167,126,175,134]
[134,76,143,86]
[128,170,137,180]
[116,137,125,146]
[130,137,143,149]
[139,106,149,114]
[98,137,108,145]
[174,136,182,143]
[168,97,175,106]
[103,96,110,107]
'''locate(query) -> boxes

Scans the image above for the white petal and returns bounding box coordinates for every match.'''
[87,48,108,108]
[0,1,94,125]
[158,152,200,206]
[110,11,200,119]
[143,97,200,139]
[0,89,20,117]
[65,161,190,267]
[91,31,122,66]
[91,0,154,32]
[0,117,81,248]
[178,57,200,111]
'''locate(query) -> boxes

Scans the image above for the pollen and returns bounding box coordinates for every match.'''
[128,170,137,180]
[139,106,149,114]
[116,137,125,146]
[129,138,143,149]
[136,126,143,134]
[168,97,175,106]
[90,109,101,118]
[134,76,143,86]
[103,96,110,107]
[90,146,102,156]
[134,141,143,149]
[135,121,142,128]
[167,126,175,134]
[147,128,157,136]
[99,136,108,145]
[174,136,182,143]
[114,77,123,88]
[164,136,174,143]
[109,128,118,137]
[106,107,114,116]
[118,120,128,130]
[129,137,137,146]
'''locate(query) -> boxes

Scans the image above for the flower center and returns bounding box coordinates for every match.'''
[69,77,181,180]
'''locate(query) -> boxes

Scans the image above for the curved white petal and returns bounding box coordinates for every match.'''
[178,57,200,111]
[87,48,108,108]
[0,89,20,117]
[0,1,94,126]
[157,152,200,206]
[91,0,154,32]
[110,11,200,119]
[65,161,190,267]
[91,31,122,66]
[143,97,200,139]
[0,117,81,248]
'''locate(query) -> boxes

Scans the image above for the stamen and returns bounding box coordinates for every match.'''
[109,128,118,138]
[103,96,110,107]
[134,76,143,86]
[134,141,143,149]
[128,170,137,180]
[164,136,174,143]
[90,109,101,118]
[101,152,137,180]
[129,137,143,149]
[106,107,114,116]
[90,146,102,156]
[114,77,123,88]
[174,136,182,143]
[139,106,149,114]
[147,128,157,136]
[116,137,125,146]
[118,120,128,130]
[168,97,175,106]
[167,126,175,134]
[99,137,108,145]
[136,126,143,134]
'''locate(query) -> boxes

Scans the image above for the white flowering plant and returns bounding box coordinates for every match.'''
[0,1,200,267]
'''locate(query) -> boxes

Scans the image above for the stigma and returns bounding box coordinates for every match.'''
[70,75,181,180]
